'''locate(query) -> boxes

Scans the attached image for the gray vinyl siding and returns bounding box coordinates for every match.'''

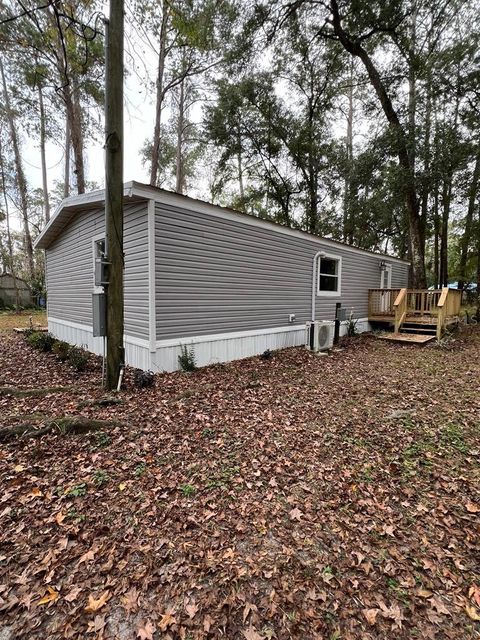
[391,263,410,288]
[155,203,409,340]
[46,202,149,340]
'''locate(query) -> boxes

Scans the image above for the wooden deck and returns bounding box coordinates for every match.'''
[368,287,461,340]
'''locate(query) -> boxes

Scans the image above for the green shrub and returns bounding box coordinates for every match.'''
[26,331,55,352]
[67,346,88,372]
[52,340,70,361]
[345,314,359,338]
[178,344,197,372]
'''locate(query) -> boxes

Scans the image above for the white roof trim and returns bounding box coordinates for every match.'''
[34,181,410,265]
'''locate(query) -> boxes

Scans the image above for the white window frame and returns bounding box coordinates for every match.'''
[317,253,342,297]
[92,233,106,293]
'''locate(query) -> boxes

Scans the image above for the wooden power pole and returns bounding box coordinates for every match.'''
[105,0,125,390]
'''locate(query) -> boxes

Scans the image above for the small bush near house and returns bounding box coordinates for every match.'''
[345,314,359,337]
[178,344,197,372]
[25,331,55,352]
[52,340,70,361]
[133,369,155,388]
[67,346,89,372]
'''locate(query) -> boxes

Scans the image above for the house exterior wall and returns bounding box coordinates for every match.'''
[154,201,409,341]
[45,202,149,340]
[43,187,409,373]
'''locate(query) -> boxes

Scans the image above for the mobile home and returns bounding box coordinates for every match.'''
[34,182,409,371]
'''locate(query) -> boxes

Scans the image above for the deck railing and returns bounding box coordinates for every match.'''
[436,288,462,338]
[394,288,408,332]
[368,288,401,317]
[406,289,442,316]
[368,287,462,338]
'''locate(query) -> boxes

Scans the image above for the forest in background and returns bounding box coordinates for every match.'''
[0,0,479,297]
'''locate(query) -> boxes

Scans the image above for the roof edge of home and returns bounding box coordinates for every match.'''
[34,180,410,265]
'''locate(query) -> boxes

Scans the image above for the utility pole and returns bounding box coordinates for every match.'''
[104,0,124,389]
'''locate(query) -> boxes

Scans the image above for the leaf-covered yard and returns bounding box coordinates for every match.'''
[0,327,479,639]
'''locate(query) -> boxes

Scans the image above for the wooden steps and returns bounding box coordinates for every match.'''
[379,332,435,344]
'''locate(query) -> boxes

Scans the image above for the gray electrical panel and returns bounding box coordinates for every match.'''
[92,292,107,337]
[94,258,109,287]
[337,308,347,321]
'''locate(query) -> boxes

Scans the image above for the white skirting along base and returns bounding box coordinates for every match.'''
[48,317,371,373]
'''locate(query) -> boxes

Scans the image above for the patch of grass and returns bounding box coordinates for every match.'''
[206,463,240,490]
[66,507,86,523]
[65,482,87,497]
[134,462,147,477]
[92,432,111,448]
[179,483,196,497]
[359,465,374,483]
[92,470,109,486]
[441,423,469,454]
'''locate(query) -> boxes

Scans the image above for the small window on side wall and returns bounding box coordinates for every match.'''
[317,254,341,296]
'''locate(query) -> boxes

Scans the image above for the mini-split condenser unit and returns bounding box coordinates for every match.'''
[305,320,335,352]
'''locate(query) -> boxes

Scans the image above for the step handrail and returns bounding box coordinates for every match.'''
[436,287,449,339]
[393,288,408,332]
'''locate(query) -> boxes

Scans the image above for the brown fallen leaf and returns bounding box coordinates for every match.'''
[289,507,303,521]
[469,584,480,607]
[185,601,199,619]
[430,596,450,616]
[158,609,176,631]
[416,588,433,599]
[85,590,110,613]
[55,511,66,526]
[203,614,214,632]
[242,627,264,640]
[64,586,82,603]
[465,501,479,513]
[77,545,99,566]
[362,608,379,626]
[465,605,480,621]
[121,586,139,614]
[137,620,156,640]
[37,586,59,605]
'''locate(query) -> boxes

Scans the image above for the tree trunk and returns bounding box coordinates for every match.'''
[70,79,86,194]
[0,58,35,282]
[476,212,480,319]
[150,3,169,186]
[343,57,354,244]
[440,177,450,286]
[64,118,70,198]
[54,22,86,196]
[330,0,426,287]
[175,78,185,194]
[0,134,20,311]
[458,145,480,289]
[105,0,125,390]
[433,183,440,287]
[37,83,50,222]
[237,125,246,211]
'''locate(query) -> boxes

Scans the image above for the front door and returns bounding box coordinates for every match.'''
[380,264,392,289]
[379,264,393,312]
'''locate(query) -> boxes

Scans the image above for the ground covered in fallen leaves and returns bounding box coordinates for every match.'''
[0,327,479,640]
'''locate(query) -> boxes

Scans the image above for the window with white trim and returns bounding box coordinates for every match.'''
[317,254,341,296]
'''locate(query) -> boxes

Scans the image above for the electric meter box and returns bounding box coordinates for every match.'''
[94,257,109,287]
[92,292,106,337]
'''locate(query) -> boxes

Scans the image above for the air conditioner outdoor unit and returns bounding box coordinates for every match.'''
[305,320,335,352]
